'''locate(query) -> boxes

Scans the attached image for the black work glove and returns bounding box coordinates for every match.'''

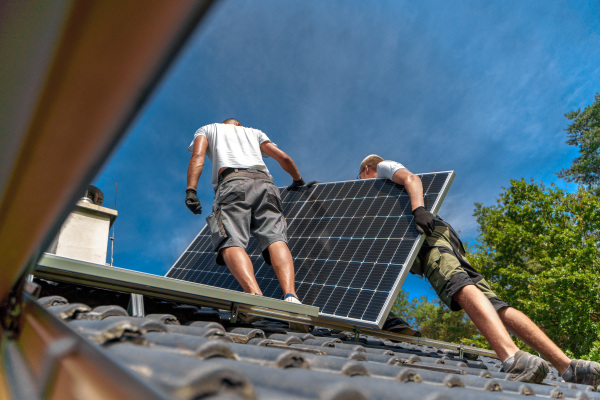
[412,206,435,236]
[286,178,305,190]
[185,189,202,215]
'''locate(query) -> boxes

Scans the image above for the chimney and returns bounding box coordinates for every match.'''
[47,185,117,265]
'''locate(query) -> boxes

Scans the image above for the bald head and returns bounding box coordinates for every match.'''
[222,118,241,126]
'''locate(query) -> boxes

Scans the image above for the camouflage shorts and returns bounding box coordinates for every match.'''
[411,218,509,312]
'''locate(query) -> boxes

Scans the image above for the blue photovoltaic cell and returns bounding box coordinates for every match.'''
[166,172,454,328]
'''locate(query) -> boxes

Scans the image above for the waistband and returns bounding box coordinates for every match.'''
[218,167,270,183]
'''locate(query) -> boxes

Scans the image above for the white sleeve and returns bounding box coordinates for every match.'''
[256,129,271,144]
[187,124,211,152]
[376,160,405,181]
[256,129,275,158]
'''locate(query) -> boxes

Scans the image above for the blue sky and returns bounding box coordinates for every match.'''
[94,0,600,300]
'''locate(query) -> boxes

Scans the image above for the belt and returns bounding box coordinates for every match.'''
[218,167,269,183]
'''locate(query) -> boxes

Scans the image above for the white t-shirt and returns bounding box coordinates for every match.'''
[189,123,272,189]
[376,160,405,181]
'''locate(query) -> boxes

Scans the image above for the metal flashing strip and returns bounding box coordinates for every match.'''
[35,253,319,321]
[0,292,172,400]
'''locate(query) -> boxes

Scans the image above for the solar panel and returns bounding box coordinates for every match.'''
[167,172,454,328]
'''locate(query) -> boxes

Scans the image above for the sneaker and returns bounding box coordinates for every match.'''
[504,350,550,384]
[562,359,600,388]
[283,293,302,304]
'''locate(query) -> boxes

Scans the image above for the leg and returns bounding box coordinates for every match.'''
[250,180,297,297]
[454,285,550,384]
[418,222,549,383]
[266,241,297,297]
[210,178,255,291]
[453,285,519,361]
[498,306,570,373]
[221,246,262,295]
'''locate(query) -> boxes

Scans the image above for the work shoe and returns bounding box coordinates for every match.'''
[504,350,550,384]
[283,293,302,304]
[562,359,600,388]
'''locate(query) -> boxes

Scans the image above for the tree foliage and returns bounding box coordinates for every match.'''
[392,290,489,349]
[470,178,600,359]
[558,93,600,193]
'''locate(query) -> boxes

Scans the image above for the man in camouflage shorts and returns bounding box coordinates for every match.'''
[358,154,600,388]
[410,217,509,313]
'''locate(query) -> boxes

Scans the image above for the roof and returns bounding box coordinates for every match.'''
[32,278,600,400]
[2,3,598,399]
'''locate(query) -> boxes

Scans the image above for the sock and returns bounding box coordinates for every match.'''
[503,356,515,371]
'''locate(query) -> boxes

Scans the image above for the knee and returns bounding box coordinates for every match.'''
[497,306,508,320]
[266,241,291,259]
[452,283,477,300]
[497,306,521,321]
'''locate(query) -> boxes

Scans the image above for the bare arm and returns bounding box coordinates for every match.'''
[187,136,208,190]
[391,168,425,211]
[391,167,435,235]
[260,141,301,181]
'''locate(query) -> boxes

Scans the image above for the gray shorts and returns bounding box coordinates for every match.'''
[206,170,288,265]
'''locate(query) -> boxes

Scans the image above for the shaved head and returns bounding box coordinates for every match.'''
[222,118,241,126]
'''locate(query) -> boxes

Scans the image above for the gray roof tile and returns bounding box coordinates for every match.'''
[302,337,342,347]
[266,333,303,345]
[301,353,371,376]
[36,294,68,307]
[47,302,91,319]
[246,338,284,346]
[147,313,181,325]
[79,304,129,320]
[163,323,229,340]
[142,333,238,360]
[69,317,166,344]
[227,327,266,343]
[289,343,369,360]
[34,287,600,400]
[105,343,255,400]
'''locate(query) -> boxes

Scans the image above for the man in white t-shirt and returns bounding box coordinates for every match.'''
[186,118,306,304]
[358,154,600,387]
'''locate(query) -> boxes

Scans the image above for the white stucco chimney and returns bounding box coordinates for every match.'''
[47,185,117,265]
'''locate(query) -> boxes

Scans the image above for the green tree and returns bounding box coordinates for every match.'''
[470,178,600,360]
[392,290,488,348]
[558,93,600,193]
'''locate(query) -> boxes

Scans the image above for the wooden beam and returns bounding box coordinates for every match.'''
[0,0,213,300]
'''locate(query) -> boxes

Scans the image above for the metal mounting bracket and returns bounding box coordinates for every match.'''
[353,326,361,342]
[128,293,145,317]
[230,303,239,323]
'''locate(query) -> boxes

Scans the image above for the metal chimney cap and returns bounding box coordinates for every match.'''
[81,185,104,206]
